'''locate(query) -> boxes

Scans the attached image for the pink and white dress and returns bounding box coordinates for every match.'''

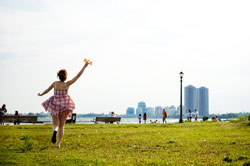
[42,82,75,120]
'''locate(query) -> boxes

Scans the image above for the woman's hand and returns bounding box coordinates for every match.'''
[37,93,42,96]
[84,61,89,68]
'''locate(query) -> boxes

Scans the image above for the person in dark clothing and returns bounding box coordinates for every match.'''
[143,113,147,124]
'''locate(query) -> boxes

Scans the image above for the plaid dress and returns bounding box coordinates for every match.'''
[42,87,75,120]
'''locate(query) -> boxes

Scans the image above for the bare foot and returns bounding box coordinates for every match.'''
[56,144,60,148]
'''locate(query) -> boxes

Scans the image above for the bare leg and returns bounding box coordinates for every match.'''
[56,111,68,148]
[51,115,59,143]
[52,115,59,131]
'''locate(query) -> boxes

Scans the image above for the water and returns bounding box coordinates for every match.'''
[38,117,204,124]
[3,117,229,125]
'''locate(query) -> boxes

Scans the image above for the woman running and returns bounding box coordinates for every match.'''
[38,61,89,148]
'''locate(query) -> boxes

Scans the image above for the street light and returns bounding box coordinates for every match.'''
[179,71,184,123]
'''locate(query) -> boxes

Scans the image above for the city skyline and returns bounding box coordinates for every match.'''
[126,101,179,118]
[1,1,250,115]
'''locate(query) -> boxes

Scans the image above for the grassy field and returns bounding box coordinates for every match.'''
[0,119,250,166]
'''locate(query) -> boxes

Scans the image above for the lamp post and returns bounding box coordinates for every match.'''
[179,71,184,123]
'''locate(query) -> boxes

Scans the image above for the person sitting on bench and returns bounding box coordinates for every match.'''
[0,104,7,115]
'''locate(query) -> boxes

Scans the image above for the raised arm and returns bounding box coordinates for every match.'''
[38,82,54,96]
[67,62,89,86]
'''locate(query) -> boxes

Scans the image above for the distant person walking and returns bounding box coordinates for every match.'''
[162,109,167,123]
[187,109,192,122]
[138,114,142,124]
[194,109,198,121]
[38,60,89,148]
[143,113,147,124]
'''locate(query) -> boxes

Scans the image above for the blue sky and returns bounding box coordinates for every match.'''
[0,0,250,114]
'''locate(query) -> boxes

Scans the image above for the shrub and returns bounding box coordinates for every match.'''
[230,116,247,123]
[223,156,233,163]
[243,161,250,166]
[238,156,248,160]
[19,136,33,152]
[238,116,247,121]
[168,140,175,144]
[230,141,236,145]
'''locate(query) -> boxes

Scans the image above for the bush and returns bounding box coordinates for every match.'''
[243,161,250,166]
[238,156,248,160]
[223,156,233,163]
[238,116,247,121]
[19,136,33,152]
[230,116,247,123]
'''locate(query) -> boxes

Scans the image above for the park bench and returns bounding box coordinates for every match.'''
[95,117,121,124]
[66,113,76,123]
[0,115,39,125]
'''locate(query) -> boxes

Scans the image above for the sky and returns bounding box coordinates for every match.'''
[0,0,250,115]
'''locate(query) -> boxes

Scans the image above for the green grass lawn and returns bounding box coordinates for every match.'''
[0,119,250,166]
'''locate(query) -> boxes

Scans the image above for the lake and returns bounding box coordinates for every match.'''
[38,117,205,124]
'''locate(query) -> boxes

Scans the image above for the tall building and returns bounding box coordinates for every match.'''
[197,87,209,116]
[136,101,146,116]
[165,105,177,116]
[184,85,209,116]
[126,107,135,118]
[184,85,198,114]
[146,107,154,118]
[155,106,163,118]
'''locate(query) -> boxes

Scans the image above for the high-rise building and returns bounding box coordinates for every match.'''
[165,105,177,116]
[136,101,146,116]
[154,106,163,118]
[184,85,209,116]
[197,87,209,116]
[126,107,135,118]
[184,85,198,114]
[146,107,154,117]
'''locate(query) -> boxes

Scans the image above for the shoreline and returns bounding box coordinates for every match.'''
[1,117,231,125]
